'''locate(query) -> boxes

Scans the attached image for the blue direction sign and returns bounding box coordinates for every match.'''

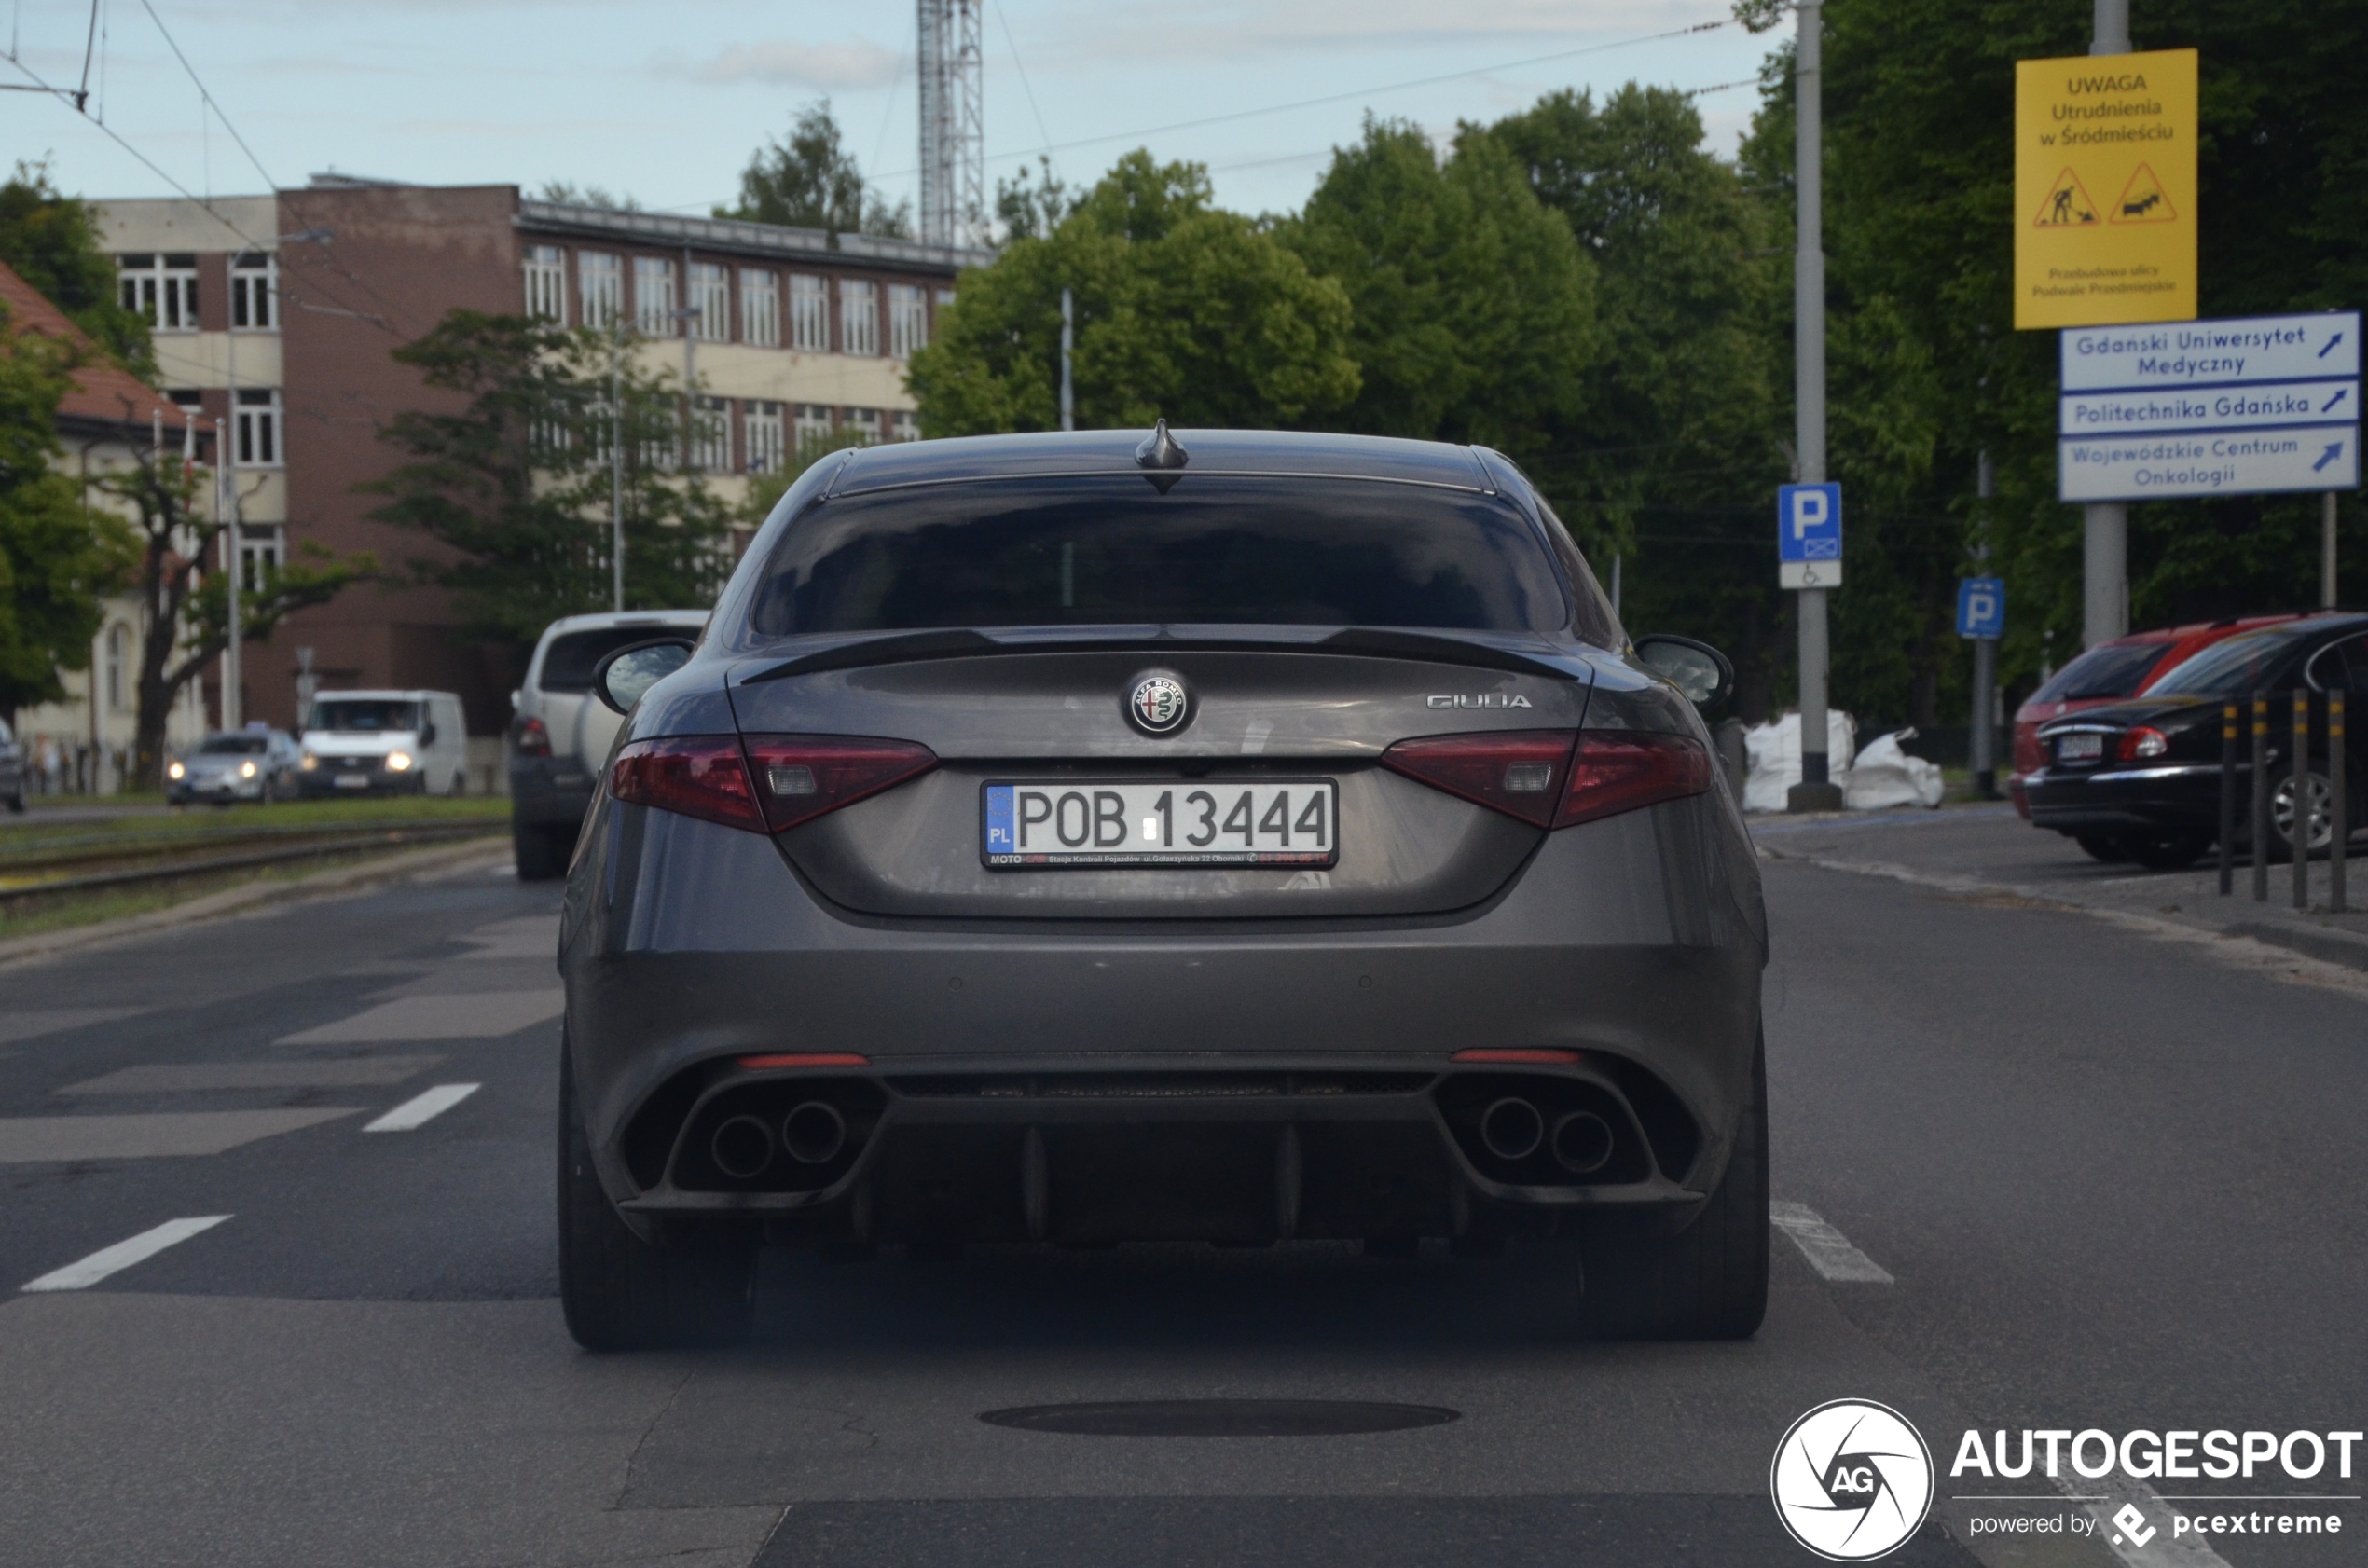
[2058,310,2360,502]
[1778,483,1843,588]
[1956,576,2005,640]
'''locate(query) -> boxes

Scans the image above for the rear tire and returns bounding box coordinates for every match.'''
[559,1038,755,1352]
[1579,1032,1768,1341]
[514,820,571,881]
[2073,832,2127,863]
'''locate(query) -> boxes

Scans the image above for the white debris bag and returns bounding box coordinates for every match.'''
[1843,727,1946,811]
[1742,710,1857,814]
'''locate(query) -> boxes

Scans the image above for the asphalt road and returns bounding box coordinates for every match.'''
[0,818,2360,1568]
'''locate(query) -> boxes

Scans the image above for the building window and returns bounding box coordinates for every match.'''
[237,526,285,578]
[579,252,621,330]
[744,400,785,474]
[740,269,779,349]
[524,244,567,323]
[889,410,921,442]
[688,262,729,343]
[687,395,732,473]
[790,274,829,352]
[634,256,677,337]
[117,254,200,333]
[888,284,928,360]
[793,404,833,455]
[843,406,882,444]
[840,280,880,358]
[230,252,278,331]
[234,388,282,468]
[105,624,129,712]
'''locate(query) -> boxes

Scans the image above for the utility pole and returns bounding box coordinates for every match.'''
[1973,451,2000,798]
[610,323,626,613]
[1059,288,1074,432]
[221,317,243,734]
[2083,0,2132,649]
[1788,0,1844,812]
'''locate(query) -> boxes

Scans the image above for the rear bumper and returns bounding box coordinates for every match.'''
[2025,763,2226,834]
[561,796,1767,1243]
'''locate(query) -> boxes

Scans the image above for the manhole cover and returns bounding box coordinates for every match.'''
[977,1399,1460,1437]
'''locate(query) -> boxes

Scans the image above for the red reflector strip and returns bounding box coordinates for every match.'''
[737,1052,871,1069]
[1451,1048,1582,1065]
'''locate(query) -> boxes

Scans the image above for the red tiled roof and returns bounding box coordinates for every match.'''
[0,258,198,438]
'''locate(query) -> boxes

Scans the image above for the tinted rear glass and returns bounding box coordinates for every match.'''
[2144,628,2316,697]
[541,627,695,693]
[310,700,419,733]
[748,476,1570,636]
[2031,641,2170,703]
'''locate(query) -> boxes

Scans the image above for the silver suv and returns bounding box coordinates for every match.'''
[510,611,709,879]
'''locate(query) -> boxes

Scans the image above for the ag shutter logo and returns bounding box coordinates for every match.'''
[1771,1399,1935,1561]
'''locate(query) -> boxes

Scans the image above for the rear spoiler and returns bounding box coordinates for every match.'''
[738,626,1587,684]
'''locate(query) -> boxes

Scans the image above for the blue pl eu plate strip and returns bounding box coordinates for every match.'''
[984,785,1015,855]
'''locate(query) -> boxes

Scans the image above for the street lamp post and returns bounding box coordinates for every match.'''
[1787,0,1845,812]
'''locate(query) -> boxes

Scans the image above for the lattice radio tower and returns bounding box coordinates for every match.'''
[916,0,984,249]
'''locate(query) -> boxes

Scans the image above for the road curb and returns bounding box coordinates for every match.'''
[0,836,515,970]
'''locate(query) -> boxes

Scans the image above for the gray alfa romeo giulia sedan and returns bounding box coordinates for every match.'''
[557,426,1769,1349]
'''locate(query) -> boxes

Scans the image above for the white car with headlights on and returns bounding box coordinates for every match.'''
[297,691,470,798]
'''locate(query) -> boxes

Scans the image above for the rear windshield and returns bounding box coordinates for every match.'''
[748,475,1571,637]
[2144,628,2316,697]
[2031,641,2171,703]
[310,700,419,733]
[540,627,695,693]
[197,735,268,754]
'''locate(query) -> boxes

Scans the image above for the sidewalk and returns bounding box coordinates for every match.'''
[1750,803,2368,973]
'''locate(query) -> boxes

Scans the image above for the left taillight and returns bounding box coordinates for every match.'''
[742,734,938,832]
[1381,728,1711,830]
[514,716,551,757]
[610,736,764,832]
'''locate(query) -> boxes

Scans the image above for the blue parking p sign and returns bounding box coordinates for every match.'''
[1777,483,1842,589]
[1956,576,2004,640]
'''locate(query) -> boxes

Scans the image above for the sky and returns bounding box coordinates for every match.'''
[0,0,1783,227]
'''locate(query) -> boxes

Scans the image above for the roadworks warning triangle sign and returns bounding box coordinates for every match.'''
[2110,163,2176,224]
[2033,168,2100,227]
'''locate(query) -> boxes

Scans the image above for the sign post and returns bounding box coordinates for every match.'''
[1958,574,2005,798]
[1787,0,1843,813]
[2016,15,2198,651]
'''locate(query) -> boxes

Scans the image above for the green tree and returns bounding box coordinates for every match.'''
[0,162,155,380]
[909,151,1359,435]
[0,309,136,726]
[366,310,737,651]
[1280,118,1597,463]
[1473,87,1793,714]
[995,157,1075,244]
[98,453,369,787]
[719,101,912,238]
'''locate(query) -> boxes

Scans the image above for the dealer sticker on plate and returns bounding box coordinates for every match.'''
[984,781,1339,868]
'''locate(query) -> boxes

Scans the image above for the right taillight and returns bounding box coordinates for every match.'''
[1555,731,1712,827]
[514,716,551,757]
[741,734,939,832]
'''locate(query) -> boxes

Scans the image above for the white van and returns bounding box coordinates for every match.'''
[298,690,471,798]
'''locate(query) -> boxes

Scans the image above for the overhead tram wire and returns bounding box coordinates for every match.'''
[993,0,1058,177]
[137,0,277,190]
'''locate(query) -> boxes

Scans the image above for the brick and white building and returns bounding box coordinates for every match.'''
[97,176,985,784]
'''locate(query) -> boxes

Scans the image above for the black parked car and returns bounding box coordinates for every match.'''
[555,428,1771,1350]
[2027,612,2368,868]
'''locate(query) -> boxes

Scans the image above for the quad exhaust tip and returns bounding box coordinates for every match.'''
[1550,1110,1614,1175]
[1479,1096,1544,1162]
[710,1115,776,1179]
[782,1100,848,1166]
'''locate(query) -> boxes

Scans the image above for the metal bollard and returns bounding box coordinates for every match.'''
[2218,702,2237,896]
[2251,693,2271,902]
[2334,690,2349,915]
[2294,688,2311,910]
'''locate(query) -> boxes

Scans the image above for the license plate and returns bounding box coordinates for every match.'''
[334,774,371,788]
[984,780,1339,868]
[2056,733,2103,763]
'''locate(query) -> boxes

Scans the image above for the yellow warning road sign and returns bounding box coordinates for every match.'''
[2015,48,2196,330]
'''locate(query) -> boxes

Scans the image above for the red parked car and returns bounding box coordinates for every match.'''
[2011,613,2313,825]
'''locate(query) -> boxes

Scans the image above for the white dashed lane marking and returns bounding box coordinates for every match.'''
[1770,1201,1895,1284]
[0,1108,361,1162]
[21,1216,231,1292]
[363,1083,481,1133]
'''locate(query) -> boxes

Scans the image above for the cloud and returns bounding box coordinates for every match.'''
[654,40,902,90]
